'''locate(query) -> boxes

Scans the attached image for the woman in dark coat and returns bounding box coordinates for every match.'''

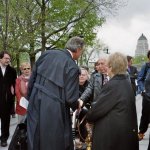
[87,52,139,150]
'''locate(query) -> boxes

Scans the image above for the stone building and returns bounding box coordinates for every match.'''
[135,34,149,56]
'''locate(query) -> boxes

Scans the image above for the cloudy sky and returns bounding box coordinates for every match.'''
[97,0,150,56]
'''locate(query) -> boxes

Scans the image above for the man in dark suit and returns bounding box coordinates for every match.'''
[127,55,138,96]
[0,51,17,147]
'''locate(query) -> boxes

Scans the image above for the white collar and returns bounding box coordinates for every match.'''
[0,64,6,76]
[67,49,73,58]
[0,63,6,69]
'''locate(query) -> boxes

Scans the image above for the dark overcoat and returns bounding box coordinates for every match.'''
[0,65,17,116]
[127,65,138,95]
[80,72,103,103]
[27,50,80,150]
[87,74,139,150]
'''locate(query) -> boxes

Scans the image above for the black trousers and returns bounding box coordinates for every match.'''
[10,97,16,115]
[0,113,10,142]
[148,135,150,150]
[139,94,150,150]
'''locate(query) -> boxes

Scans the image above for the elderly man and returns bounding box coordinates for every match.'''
[79,53,109,105]
[27,36,85,150]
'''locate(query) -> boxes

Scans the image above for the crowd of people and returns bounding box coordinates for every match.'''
[0,36,150,150]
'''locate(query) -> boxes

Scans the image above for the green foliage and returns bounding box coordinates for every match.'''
[19,52,30,64]
[0,0,124,67]
[133,55,147,64]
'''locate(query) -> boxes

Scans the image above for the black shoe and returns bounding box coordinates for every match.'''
[1,141,7,147]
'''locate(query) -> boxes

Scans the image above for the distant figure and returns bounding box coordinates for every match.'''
[92,61,100,75]
[127,55,138,95]
[137,50,150,96]
[87,52,139,150]
[15,62,31,123]
[0,51,17,147]
[137,50,150,150]
[27,36,84,150]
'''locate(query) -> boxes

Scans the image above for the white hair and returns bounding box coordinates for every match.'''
[98,51,109,61]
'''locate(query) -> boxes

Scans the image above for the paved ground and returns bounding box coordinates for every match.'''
[0,94,149,150]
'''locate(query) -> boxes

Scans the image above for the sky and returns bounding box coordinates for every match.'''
[97,0,150,56]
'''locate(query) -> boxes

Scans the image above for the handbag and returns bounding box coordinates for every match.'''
[8,119,27,150]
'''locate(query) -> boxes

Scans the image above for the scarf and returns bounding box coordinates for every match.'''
[18,75,30,97]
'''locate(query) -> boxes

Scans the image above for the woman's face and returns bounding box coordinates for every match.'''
[21,64,31,76]
[79,69,89,85]
[128,59,132,66]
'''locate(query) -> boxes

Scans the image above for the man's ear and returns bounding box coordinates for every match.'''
[75,48,79,53]
[77,48,82,53]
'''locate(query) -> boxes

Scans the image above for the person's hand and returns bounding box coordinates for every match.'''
[138,133,145,141]
[78,99,84,108]
[77,99,83,114]
[141,91,145,97]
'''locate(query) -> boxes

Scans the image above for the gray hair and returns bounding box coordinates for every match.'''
[65,36,85,52]
[98,52,109,62]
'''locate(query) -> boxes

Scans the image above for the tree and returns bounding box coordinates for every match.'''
[0,0,126,68]
[0,0,9,50]
[78,38,109,66]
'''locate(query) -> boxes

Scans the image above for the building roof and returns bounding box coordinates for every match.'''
[138,33,147,41]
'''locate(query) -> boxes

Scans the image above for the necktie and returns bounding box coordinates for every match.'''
[128,67,131,73]
[103,74,108,85]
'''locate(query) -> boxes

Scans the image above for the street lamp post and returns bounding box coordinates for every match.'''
[103,47,109,54]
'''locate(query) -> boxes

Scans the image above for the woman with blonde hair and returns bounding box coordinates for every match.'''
[87,52,139,150]
[15,62,31,123]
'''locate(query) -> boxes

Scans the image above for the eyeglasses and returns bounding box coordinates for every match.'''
[23,68,30,70]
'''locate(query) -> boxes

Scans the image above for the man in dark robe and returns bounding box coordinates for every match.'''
[27,36,85,150]
[0,51,17,147]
